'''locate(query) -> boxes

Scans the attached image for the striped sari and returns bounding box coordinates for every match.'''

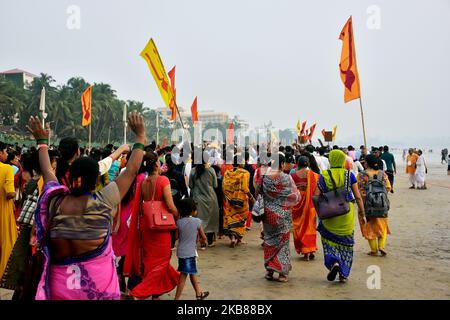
[291,169,319,255]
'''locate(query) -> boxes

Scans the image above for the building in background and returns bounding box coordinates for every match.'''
[0,68,37,88]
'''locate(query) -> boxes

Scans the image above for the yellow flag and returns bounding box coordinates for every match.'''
[332,125,337,141]
[296,120,301,135]
[140,38,174,109]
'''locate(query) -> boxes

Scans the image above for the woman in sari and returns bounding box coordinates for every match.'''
[0,142,17,281]
[223,155,253,248]
[124,150,180,300]
[315,150,365,283]
[189,149,220,248]
[291,156,319,260]
[257,153,300,282]
[357,154,391,256]
[27,113,145,300]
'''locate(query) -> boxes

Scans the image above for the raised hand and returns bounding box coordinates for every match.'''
[26,116,49,141]
[127,112,145,138]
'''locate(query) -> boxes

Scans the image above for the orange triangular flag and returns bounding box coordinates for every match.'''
[339,16,361,103]
[190,97,198,126]
[168,66,177,122]
[81,85,92,127]
[308,123,317,142]
[168,66,176,100]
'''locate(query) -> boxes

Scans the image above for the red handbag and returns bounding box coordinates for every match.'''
[141,177,177,231]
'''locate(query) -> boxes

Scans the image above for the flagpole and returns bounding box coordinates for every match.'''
[123,103,127,145]
[156,111,160,146]
[173,100,185,130]
[88,123,92,151]
[358,97,368,147]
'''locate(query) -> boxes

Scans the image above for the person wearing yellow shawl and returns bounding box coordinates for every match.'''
[222,155,253,248]
[315,149,365,283]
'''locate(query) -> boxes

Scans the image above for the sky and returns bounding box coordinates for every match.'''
[1,0,449,147]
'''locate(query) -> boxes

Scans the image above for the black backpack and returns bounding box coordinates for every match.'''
[362,171,390,218]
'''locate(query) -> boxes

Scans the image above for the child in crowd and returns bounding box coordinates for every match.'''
[174,198,209,300]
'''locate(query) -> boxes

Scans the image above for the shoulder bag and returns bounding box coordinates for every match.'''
[313,170,351,220]
[141,177,177,231]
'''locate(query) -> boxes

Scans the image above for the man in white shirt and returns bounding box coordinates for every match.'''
[318,148,330,172]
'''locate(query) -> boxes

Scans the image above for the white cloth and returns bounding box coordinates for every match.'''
[319,156,330,172]
[409,173,416,187]
[415,155,426,188]
[184,161,192,194]
[381,159,388,171]
[353,161,364,174]
[98,156,113,176]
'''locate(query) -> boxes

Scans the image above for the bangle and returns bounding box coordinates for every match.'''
[132,143,145,151]
[37,139,49,145]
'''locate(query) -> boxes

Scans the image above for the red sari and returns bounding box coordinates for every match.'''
[291,169,319,255]
[124,174,179,299]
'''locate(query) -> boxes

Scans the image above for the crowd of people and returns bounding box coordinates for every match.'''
[0,113,444,300]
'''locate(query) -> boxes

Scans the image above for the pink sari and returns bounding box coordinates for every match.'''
[35,181,120,300]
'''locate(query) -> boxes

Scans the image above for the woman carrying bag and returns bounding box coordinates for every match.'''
[314,150,365,283]
[124,151,180,300]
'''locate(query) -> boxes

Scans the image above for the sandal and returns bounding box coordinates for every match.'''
[309,253,315,260]
[277,275,288,283]
[230,239,237,248]
[327,263,340,281]
[339,275,347,283]
[265,271,274,281]
[379,249,387,257]
[367,251,378,256]
[196,291,209,300]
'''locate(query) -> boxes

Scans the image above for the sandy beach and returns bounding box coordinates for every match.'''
[1,153,449,300]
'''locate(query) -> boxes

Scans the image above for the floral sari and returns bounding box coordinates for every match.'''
[257,172,300,275]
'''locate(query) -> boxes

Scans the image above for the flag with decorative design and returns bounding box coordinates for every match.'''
[191,96,198,126]
[332,125,337,141]
[296,119,301,135]
[81,85,92,127]
[339,16,361,103]
[140,38,174,108]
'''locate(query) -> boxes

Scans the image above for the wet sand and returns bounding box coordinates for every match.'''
[2,159,449,300]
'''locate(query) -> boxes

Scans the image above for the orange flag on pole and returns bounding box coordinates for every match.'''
[308,123,317,142]
[300,121,307,136]
[339,16,361,103]
[81,85,92,127]
[191,96,198,126]
[168,66,177,121]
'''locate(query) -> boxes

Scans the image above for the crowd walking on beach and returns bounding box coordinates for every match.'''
[0,112,447,300]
